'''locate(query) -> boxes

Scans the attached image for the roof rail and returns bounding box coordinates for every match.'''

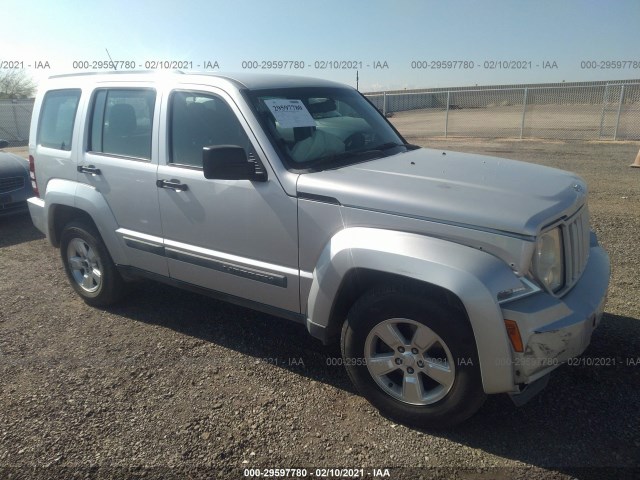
[49,70,185,79]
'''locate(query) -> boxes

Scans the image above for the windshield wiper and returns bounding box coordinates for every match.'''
[372,142,405,150]
[318,148,386,166]
[322,142,405,163]
[303,142,407,171]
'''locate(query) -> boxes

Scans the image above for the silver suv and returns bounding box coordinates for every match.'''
[28,72,610,428]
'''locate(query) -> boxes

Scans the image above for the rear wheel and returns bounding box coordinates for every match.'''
[341,284,486,428]
[60,220,125,306]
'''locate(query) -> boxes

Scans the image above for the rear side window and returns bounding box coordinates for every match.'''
[37,89,81,151]
[89,89,156,160]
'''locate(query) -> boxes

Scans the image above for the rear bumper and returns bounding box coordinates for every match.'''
[27,197,47,235]
[501,238,610,386]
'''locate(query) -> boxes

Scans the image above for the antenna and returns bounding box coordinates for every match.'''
[105,48,117,70]
[356,70,359,91]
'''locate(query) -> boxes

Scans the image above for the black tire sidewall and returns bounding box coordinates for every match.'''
[60,221,122,306]
[342,288,485,428]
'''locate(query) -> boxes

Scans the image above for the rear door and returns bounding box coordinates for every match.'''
[78,85,168,276]
[156,86,300,313]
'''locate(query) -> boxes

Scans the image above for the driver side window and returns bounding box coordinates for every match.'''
[169,91,253,167]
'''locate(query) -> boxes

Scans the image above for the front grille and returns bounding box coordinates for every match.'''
[563,206,590,291]
[0,176,25,193]
[0,199,28,214]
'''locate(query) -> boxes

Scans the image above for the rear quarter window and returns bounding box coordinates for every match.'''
[37,89,81,151]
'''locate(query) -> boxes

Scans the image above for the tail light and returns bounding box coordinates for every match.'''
[29,155,40,197]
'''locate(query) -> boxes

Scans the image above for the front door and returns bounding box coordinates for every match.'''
[156,87,299,313]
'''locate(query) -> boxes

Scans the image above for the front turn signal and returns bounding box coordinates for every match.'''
[504,319,524,353]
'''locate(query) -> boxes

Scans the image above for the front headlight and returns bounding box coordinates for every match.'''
[533,227,564,292]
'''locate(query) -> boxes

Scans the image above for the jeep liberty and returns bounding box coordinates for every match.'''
[28,72,610,427]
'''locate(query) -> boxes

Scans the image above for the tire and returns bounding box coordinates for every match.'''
[341,283,486,428]
[60,220,125,306]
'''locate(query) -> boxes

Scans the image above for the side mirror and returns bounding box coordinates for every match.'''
[0,140,8,149]
[202,145,266,181]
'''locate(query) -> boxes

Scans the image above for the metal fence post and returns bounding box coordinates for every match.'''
[444,91,450,137]
[599,84,609,138]
[11,103,21,141]
[614,85,625,141]
[383,92,387,117]
[520,87,528,139]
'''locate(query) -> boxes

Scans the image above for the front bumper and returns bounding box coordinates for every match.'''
[501,235,610,386]
[1,187,32,217]
[0,199,29,216]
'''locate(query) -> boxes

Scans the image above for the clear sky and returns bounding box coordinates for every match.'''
[3,0,640,92]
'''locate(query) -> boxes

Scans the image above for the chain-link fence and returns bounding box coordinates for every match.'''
[0,99,33,146]
[2,83,640,145]
[365,82,640,141]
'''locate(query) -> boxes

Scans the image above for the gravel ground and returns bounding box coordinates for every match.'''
[1,138,639,480]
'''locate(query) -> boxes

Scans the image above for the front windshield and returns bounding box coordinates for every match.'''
[245,87,407,171]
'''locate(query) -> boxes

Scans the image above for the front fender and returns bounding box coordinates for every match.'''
[307,227,524,394]
[44,179,128,265]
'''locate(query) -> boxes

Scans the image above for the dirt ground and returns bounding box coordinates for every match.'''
[1,137,639,480]
[388,105,640,140]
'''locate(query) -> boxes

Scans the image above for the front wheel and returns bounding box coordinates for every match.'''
[60,220,125,306]
[341,284,486,428]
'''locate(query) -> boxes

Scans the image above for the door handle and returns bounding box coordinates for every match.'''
[77,165,101,175]
[156,179,189,192]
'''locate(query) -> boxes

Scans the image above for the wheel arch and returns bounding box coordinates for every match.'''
[325,268,467,345]
[43,179,128,264]
[50,204,96,247]
[305,227,524,394]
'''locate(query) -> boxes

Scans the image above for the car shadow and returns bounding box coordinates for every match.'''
[107,283,355,392]
[0,213,45,247]
[426,313,640,479]
[107,285,639,477]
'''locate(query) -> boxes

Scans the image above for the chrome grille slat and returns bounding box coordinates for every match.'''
[0,176,25,193]
[571,222,579,283]
[562,207,590,292]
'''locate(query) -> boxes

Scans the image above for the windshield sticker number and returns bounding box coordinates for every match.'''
[264,99,316,128]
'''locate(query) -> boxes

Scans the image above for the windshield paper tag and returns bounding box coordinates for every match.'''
[264,99,316,128]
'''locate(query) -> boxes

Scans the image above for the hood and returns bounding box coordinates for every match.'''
[0,152,29,175]
[296,148,587,237]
